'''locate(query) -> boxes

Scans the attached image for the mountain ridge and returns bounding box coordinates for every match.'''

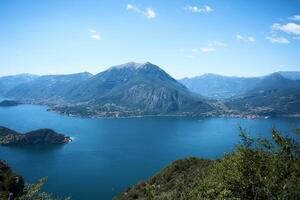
[179,71,300,99]
[1,63,300,118]
[3,62,219,117]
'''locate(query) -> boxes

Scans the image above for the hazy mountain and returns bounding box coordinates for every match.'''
[278,71,300,80]
[179,74,260,99]
[225,73,300,116]
[0,74,38,95]
[179,71,300,100]
[247,73,299,92]
[6,72,93,102]
[5,63,217,117]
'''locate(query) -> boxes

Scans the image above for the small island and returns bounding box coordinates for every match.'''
[0,100,21,107]
[0,126,71,145]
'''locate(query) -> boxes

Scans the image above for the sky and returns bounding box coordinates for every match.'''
[0,0,300,78]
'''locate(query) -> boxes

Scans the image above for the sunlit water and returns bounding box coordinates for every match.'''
[0,104,299,199]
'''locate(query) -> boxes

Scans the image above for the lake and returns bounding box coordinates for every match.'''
[0,104,299,199]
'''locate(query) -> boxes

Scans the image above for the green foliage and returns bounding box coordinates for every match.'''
[189,129,300,200]
[17,178,70,200]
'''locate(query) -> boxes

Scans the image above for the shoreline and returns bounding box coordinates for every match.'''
[48,108,300,120]
[1,99,300,120]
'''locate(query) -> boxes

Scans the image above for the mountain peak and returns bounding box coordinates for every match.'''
[108,62,160,71]
[263,72,285,80]
[278,71,300,80]
[109,62,144,70]
[144,61,154,65]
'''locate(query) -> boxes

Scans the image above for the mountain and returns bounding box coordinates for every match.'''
[179,71,300,100]
[180,71,300,116]
[0,126,71,145]
[0,73,38,95]
[6,72,93,102]
[278,71,300,80]
[65,62,215,114]
[179,74,260,99]
[4,63,218,117]
[225,73,300,116]
[4,64,299,117]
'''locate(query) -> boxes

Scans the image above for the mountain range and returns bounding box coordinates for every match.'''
[1,62,299,117]
[179,71,300,100]
[1,62,218,117]
[224,73,300,116]
[0,73,38,95]
[180,72,300,116]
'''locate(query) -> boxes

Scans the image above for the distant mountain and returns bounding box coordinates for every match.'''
[179,71,300,100]
[179,71,300,116]
[247,72,299,92]
[179,74,260,99]
[0,74,38,95]
[278,71,300,80]
[4,63,218,117]
[6,72,93,102]
[225,73,300,116]
[3,65,300,117]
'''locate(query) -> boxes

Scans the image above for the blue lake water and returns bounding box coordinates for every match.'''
[0,104,299,199]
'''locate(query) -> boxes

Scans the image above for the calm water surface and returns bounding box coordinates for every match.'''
[0,104,299,199]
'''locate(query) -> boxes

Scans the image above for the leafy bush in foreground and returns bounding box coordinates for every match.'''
[189,128,300,199]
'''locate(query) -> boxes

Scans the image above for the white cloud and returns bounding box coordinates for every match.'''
[271,23,300,35]
[127,4,138,12]
[201,47,215,53]
[290,15,300,21]
[145,8,156,19]
[127,4,156,19]
[208,41,227,47]
[236,34,255,43]
[186,41,226,55]
[266,36,290,44]
[200,41,226,53]
[184,5,213,13]
[89,29,102,41]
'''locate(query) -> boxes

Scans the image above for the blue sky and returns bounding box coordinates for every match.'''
[0,0,300,78]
